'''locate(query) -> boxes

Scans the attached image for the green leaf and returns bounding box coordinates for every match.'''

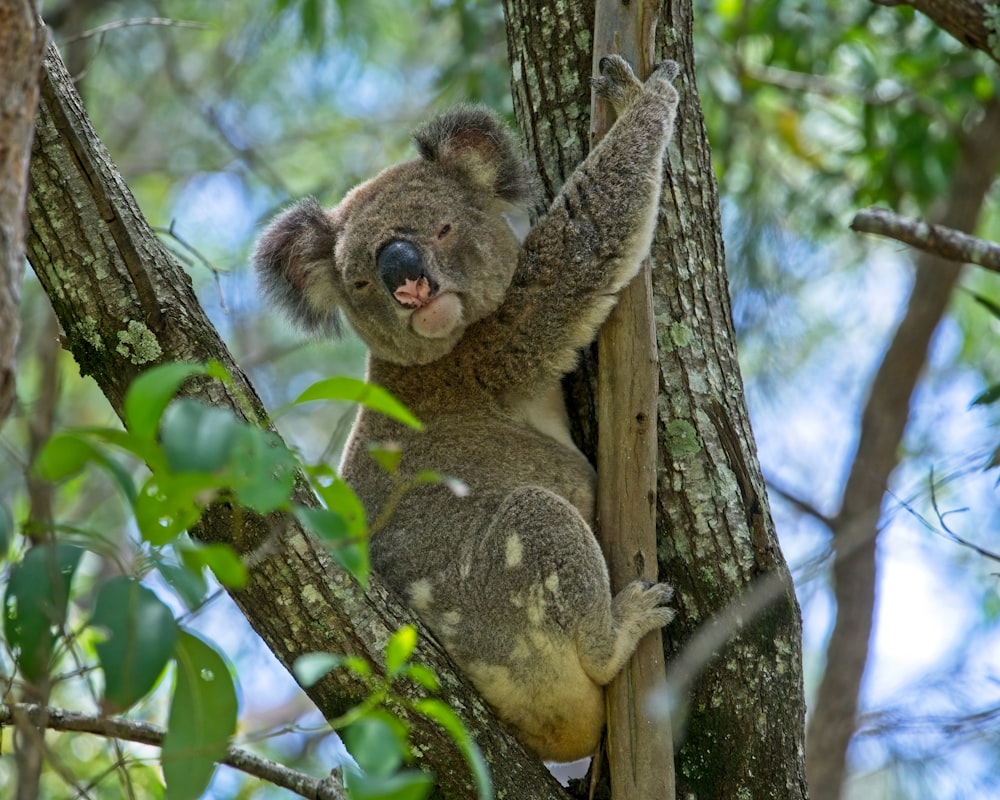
[400,663,439,692]
[385,625,417,677]
[296,376,423,431]
[309,468,367,537]
[178,542,248,590]
[3,544,84,682]
[91,577,178,713]
[228,427,298,513]
[972,383,1000,407]
[163,631,238,800]
[156,558,209,610]
[160,399,245,474]
[135,475,213,546]
[33,432,139,505]
[368,443,403,475]
[343,767,434,800]
[295,506,369,587]
[414,698,492,800]
[293,652,372,687]
[0,502,12,558]
[343,712,408,777]
[33,433,100,482]
[125,362,208,441]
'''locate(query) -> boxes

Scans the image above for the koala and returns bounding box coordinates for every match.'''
[254,55,680,762]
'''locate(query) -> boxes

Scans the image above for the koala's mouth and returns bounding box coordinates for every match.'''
[393,277,463,339]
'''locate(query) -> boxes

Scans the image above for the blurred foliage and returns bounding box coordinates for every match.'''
[2,0,998,797]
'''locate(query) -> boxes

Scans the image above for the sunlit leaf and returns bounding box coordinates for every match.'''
[3,544,84,682]
[296,376,423,431]
[294,505,370,587]
[125,362,208,441]
[91,576,178,713]
[33,433,100,482]
[293,651,372,688]
[178,542,248,589]
[400,663,439,692]
[414,698,492,800]
[368,443,403,475]
[385,625,417,677]
[163,631,238,800]
[309,467,367,537]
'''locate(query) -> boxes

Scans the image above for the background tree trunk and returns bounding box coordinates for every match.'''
[805,97,1000,800]
[504,1,809,797]
[0,0,46,427]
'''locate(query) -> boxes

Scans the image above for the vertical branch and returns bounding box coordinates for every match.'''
[591,2,674,798]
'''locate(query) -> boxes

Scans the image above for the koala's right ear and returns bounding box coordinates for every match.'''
[253,197,341,335]
[413,105,532,205]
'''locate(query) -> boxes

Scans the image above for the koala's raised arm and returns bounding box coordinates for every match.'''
[463,57,679,393]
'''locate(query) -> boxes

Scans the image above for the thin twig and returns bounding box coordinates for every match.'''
[60,18,212,45]
[0,703,346,800]
[851,207,1000,274]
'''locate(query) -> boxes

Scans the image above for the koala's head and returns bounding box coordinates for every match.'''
[253,106,532,365]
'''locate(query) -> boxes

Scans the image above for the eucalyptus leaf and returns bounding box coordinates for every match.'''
[296,376,423,430]
[91,576,178,713]
[125,362,208,441]
[3,544,84,682]
[163,631,238,800]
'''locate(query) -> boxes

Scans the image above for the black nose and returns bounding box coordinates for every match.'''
[377,240,424,290]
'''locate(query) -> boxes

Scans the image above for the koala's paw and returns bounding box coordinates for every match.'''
[645,59,681,106]
[614,580,676,635]
[592,54,643,113]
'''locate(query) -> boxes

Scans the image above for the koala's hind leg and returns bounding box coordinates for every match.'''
[577,579,675,686]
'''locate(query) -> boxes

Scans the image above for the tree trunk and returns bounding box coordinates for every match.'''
[805,96,1000,800]
[0,0,46,426]
[26,42,568,800]
[504,1,809,798]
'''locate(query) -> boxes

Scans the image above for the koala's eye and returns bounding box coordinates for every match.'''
[436,223,453,240]
[353,279,371,291]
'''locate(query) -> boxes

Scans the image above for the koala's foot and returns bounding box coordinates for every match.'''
[578,579,675,685]
[592,54,643,113]
[593,55,680,116]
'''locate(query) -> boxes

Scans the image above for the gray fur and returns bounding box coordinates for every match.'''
[253,55,680,762]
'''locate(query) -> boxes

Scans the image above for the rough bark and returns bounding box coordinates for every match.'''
[590,2,674,799]
[504,1,808,798]
[0,0,46,427]
[872,0,1000,65]
[852,207,1000,273]
[806,97,1000,800]
[26,42,568,800]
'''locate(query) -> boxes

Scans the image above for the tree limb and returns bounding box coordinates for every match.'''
[0,703,346,800]
[852,206,1000,273]
[871,0,1000,66]
[25,42,568,800]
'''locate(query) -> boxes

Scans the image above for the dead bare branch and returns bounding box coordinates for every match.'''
[852,207,1000,274]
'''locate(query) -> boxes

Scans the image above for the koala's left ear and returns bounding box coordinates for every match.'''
[413,105,532,205]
